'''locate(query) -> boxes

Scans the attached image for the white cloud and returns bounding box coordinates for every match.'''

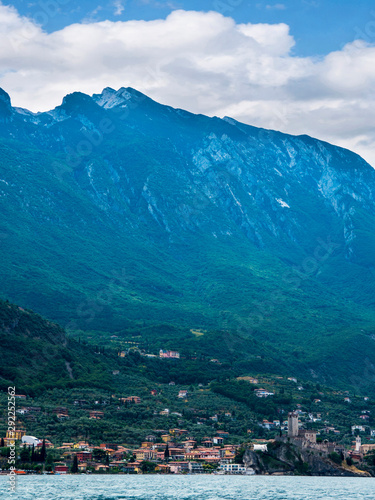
[137,0,181,7]
[0,5,375,166]
[113,0,125,16]
[82,5,103,23]
[265,4,286,10]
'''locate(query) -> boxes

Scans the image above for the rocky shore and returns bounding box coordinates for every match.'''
[243,440,372,477]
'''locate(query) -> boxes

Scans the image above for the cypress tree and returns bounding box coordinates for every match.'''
[164,444,170,461]
[20,444,30,462]
[40,439,46,462]
[71,454,78,473]
[0,437,4,447]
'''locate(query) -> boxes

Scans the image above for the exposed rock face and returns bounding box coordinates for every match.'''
[0,89,12,122]
[1,86,375,388]
[2,85,375,263]
[243,441,369,476]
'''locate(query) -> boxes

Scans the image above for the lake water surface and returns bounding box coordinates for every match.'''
[1,475,374,500]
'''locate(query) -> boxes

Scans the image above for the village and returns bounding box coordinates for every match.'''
[1,356,375,476]
[1,403,375,475]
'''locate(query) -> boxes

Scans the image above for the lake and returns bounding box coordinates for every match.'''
[1,475,374,500]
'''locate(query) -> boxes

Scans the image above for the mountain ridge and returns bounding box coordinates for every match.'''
[1,86,375,390]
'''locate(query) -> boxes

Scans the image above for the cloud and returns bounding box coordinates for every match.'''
[1,5,375,166]
[113,0,125,16]
[137,0,181,7]
[302,1,319,7]
[265,4,286,10]
[82,5,103,23]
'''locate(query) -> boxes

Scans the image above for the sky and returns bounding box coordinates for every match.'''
[1,0,375,165]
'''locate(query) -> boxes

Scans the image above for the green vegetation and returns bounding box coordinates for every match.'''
[1,90,375,393]
[0,298,375,452]
[328,452,342,465]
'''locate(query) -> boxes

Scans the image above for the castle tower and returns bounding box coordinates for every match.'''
[288,411,299,437]
[355,435,361,452]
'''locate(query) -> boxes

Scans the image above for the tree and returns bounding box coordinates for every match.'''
[328,452,341,465]
[93,448,107,461]
[40,439,47,462]
[164,444,170,461]
[140,461,156,473]
[234,447,246,464]
[31,444,36,462]
[71,454,78,473]
[46,453,54,467]
[364,451,375,466]
[0,438,4,447]
[20,444,30,462]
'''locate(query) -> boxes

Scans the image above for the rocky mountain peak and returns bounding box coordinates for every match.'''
[0,88,13,121]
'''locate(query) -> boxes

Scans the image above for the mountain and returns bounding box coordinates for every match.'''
[0,298,115,395]
[1,87,375,390]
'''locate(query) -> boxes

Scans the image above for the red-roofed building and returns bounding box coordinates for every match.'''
[76,451,92,462]
[54,465,68,474]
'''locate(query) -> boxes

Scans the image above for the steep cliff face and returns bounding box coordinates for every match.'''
[243,442,369,476]
[2,86,375,252]
[1,87,375,388]
[0,89,12,122]
[2,86,375,257]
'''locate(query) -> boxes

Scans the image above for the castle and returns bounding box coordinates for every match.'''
[288,411,317,444]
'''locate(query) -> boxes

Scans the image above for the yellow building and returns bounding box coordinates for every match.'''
[134,448,157,461]
[361,444,375,454]
[6,430,26,440]
[4,429,26,445]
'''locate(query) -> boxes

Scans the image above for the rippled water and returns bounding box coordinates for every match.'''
[1,475,374,500]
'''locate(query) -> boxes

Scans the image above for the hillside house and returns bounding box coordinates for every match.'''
[217,431,229,438]
[145,434,156,442]
[255,389,274,398]
[89,410,104,419]
[160,350,180,359]
[126,396,141,404]
[213,437,224,445]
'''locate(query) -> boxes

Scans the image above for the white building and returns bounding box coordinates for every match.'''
[253,444,268,452]
[352,425,366,434]
[219,463,254,474]
[21,436,41,447]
